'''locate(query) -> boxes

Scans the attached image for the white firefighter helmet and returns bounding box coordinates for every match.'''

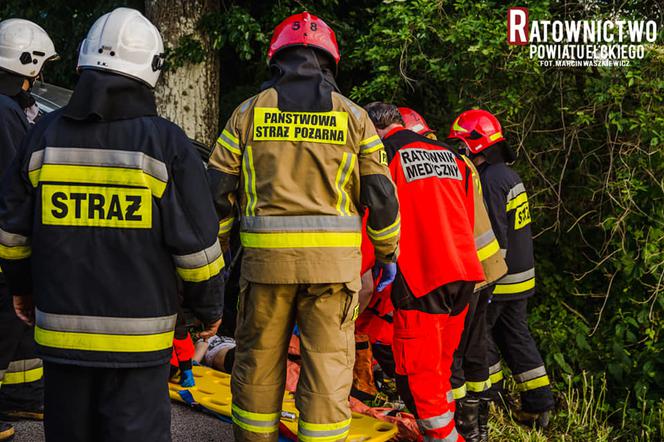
[0,19,58,78]
[77,7,164,88]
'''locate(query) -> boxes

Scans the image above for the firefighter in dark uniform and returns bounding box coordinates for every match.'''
[0,18,58,440]
[449,109,555,427]
[0,8,224,441]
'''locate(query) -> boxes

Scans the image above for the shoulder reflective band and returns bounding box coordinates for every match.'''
[218,129,241,155]
[514,366,550,392]
[0,228,31,260]
[298,418,351,442]
[253,107,349,145]
[173,241,225,283]
[3,358,43,385]
[242,146,258,217]
[241,215,361,232]
[494,268,535,294]
[241,232,361,249]
[417,410,453,431]
[367,216,400,242]
[466,379,492,393]
[506,192,528,212]
[452,384,467,400]
[335,152,356,216]
[359,135,384,155]
[28,148,169,198]
[231,404,279,434]
[35,309,176,353]
[475,230,500,261]
[218,217,235,236]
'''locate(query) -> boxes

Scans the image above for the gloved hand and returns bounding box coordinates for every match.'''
[372,261,397,292]
[180,369,195,388]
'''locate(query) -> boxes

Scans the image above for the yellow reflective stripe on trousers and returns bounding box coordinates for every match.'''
[0,243,31,260]
[35,326,174,353]
[3,367,43,385]
[466,379,492,393]
[493,277,535,294]
[516,375,550,392]
[242,146,258,216]
[218,129,241,155]
[367,216,400,241]
[298,418,351,442]
[477,238,500,261]
[241,232,361,248]
[3,358,43,385]
[335,152,356,216]
[490,371,504,384]
[231,404,279,434]
[218,217,235,235]
[452,384,467,399]
[29,165,166,198]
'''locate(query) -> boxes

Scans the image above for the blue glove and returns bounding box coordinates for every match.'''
[372,261,397,292]
[180,369,195,388]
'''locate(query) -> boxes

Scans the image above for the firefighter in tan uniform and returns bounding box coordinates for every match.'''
[207,12,400,442]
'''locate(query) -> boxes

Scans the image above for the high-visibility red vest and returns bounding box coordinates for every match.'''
[385,127,485,297]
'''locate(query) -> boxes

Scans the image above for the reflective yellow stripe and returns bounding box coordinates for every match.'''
[242,146,257,217]
[452,117,468,133]
[489,132,503,142]
[506,192,528,211]
[231,404,279,434]
[218,217,235,235]
[367,216,400,241]
[298,418,351,442]
[359,135,384,154]
[29,165,166,198]
[466,379,492,393]
[241,232,361,248]
[218,129,242,155]
[335,153,355,216]
[176,254,224,283]
[3,367,43,385]
[477,238,500,261]
[452,384,467,399]
[493,277,535,294]
[35,326,174,353]
[516,375,550,392]
[0,243,31,260]
[490,371,504,384]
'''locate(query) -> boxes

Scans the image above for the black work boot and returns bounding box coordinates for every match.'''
[478,398,490,442]
[0,422,14,441]
[455,398,481,442]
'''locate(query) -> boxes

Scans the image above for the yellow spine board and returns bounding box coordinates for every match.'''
[169,366,397,442]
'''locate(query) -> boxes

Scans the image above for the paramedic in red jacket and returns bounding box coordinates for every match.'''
[365,102,485,442]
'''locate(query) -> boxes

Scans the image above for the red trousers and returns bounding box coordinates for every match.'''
[392,276,475,442]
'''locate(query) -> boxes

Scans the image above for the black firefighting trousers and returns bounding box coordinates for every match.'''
[451,287,493,400]
[487,298,555,413]
[0,284,43,413]
[43,362,171,442]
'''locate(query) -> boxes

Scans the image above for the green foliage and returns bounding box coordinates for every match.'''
[204,0,663,437]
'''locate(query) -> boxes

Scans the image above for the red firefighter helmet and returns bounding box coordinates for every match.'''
[398,107,434,136]
[267,12,340,64]
[448,109,505,154]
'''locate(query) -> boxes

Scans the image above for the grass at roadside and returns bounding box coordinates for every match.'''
[491,373,663,441]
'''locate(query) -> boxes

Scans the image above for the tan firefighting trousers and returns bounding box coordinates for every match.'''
[231,277,360,442]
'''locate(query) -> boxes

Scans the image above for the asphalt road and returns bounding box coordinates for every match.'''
[12,402,234,441]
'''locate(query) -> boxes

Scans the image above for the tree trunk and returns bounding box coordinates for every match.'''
[145,0,220,146]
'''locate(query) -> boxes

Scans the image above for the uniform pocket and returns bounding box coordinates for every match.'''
[393,335,438,375]
[340,284,360,329]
